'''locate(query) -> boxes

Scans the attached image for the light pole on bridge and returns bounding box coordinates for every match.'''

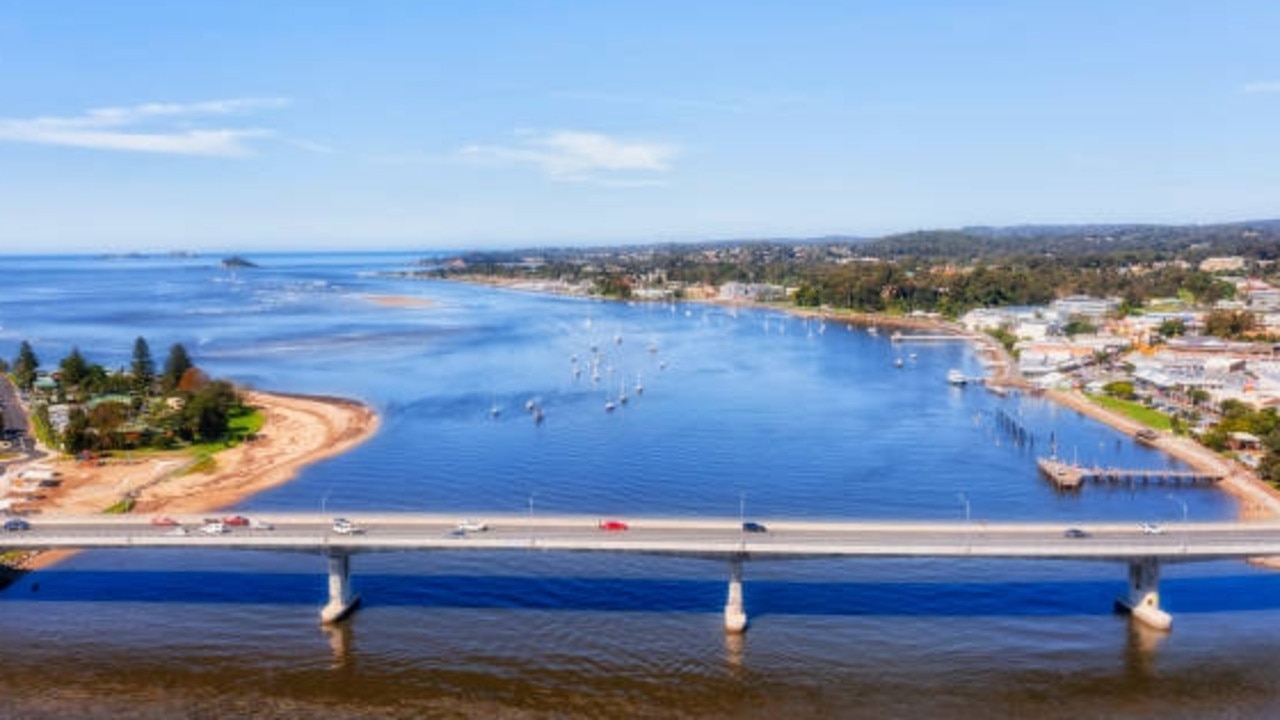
[958,492,971,549]
[1167,494,1188,551]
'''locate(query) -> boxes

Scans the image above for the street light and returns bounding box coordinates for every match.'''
[958,492,971,550]
[1167,494,1188,551]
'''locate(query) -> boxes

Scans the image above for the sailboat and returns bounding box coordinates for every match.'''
[635,372,644,395]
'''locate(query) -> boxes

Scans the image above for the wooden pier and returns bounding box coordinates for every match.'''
[890,332,973,343]
[1037,456,1222,490]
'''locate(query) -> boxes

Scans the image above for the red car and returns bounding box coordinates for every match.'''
[222,515,251,527]
[150,516,179,527]
[598,519,629,531]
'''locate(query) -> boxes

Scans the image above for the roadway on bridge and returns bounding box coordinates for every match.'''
[6,513,1280,562]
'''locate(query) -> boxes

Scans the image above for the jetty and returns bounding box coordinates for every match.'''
[891,331,973,343]
[1037,456,1223,490]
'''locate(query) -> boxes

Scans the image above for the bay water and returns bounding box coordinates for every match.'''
[0,252,1277,718]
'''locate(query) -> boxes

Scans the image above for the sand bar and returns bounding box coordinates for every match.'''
[5,390,379,571]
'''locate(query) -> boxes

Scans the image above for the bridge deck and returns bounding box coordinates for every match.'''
[2,513,1278,562]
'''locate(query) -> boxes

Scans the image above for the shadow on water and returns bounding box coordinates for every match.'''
[8,570,1280,617]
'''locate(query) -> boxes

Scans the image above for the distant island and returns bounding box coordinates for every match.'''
[220,255,258,269]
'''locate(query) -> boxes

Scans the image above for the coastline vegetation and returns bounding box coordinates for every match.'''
[6,337,254,458]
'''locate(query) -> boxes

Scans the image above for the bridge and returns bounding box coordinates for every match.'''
[7,513,1280,633]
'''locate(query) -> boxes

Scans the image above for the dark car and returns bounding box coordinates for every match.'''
[4,518,31,532]
[742,521,768,533]
[1063,527,1090,539]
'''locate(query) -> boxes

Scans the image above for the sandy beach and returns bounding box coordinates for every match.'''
[1045,388,1280,520]
[5,390,380,571]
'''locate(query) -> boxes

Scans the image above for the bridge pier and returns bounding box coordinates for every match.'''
[724,558,748,634]
[1117,557,1171,631]
[320,551,361,624]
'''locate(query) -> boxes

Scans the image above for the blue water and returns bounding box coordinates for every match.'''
[1,251,1277,719]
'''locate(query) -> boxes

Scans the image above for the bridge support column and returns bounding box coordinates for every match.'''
[1117,557,1171,631]
[321,552,361,624]
[724,558,748,634]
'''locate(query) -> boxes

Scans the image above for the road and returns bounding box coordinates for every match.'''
[4,513,1280,562]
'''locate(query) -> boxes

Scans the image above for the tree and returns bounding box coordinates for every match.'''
[131,337,156,395]
[12,341,39,390]
[1103,381,1136,400]
[1062,317,1097,337]
[183,380,239,441]
[162,343,193,393]
[1157,318,1187,338]
[1203,309,1257,339]
[61,406,93,454]
[178,367,211,394]
[59,347,90,389]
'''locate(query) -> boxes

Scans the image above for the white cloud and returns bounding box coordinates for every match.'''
[460,129,677,184]
[1241,81,1280,94]
[0,97,289,156]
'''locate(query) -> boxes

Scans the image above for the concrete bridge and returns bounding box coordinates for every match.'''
[7,513,1280,633]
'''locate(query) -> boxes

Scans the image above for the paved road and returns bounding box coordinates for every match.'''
[4,513,1280,562]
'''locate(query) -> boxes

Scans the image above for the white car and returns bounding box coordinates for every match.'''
[1140,522,1165,535]
[331,518,362,535]
[456,519,489,532]
[200,521,226,535]
[249,518,275,531]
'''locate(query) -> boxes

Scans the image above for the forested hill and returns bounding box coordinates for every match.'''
[859,221,1280,262]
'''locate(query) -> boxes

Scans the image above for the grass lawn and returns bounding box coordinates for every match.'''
[1086,393,1173,431]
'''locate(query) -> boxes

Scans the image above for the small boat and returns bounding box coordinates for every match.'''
[947,369,968,385]
[895,358,904,368]
[1134,428,1159,446]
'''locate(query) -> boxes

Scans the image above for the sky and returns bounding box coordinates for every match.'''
[1,1,1278,254]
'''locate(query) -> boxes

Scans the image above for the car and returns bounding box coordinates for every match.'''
[331,518,362,535]
[456,519,489,532]
[742,521,768,533]
[598,519,629,531]
[222,515,250,527]
[200,521,227,535]
[165,526,189,537]
[150,516,179,527]
[3,518,30,532]
[1063,527,1090,539]
[1140,522,1165,535]
[249,518,274,531]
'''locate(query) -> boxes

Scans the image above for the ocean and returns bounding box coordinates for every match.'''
[1,251,1278,719]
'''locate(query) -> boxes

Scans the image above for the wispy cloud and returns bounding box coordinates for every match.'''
[460,129,677,184]
[0,97,289,156]
[1241,81,1280,94]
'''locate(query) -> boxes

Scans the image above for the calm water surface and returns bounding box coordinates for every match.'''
[1,252,1278,718]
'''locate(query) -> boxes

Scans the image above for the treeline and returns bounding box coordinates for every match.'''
[434,229,1256,317]
[5,338,249,454]
[1199,400,1280,483]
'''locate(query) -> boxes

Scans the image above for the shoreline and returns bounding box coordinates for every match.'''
[6,389,380,572]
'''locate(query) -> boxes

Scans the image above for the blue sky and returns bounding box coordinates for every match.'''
[1,1,1278,253]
